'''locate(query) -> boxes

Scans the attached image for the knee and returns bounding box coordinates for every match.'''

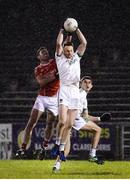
[58,121,65,128]
[25,117,37,130]
[65,122,73,130]
[25,123,35,132]
[46,121,54,130]
[96,126,102,135]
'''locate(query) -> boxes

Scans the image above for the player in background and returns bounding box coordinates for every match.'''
[16,47,60,159]
[53,76,111,172]
[73,76,104,163]
[51,26,87,161]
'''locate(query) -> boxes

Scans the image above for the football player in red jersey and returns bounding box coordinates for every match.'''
[16,47,60,159]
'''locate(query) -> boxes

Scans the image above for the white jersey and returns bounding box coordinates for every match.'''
[55,52,81,86]
[78,88,88,116]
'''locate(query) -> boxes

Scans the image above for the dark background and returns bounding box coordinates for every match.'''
[0,0,129,60]
[0,0,130,121]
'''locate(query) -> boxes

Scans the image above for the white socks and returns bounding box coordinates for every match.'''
[90,148,96,157]
[59,143,65,151]
[54,161,61,170]
[55,139,61,146]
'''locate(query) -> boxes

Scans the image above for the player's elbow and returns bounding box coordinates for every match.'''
[82,40,87,48]
[58,121,65,128]
[56,41,62,48]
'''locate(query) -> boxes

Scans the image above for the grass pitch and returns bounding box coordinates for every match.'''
[0,160,130,179]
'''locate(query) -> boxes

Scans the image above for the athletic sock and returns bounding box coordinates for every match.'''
[54,161,61,170]
[90,148,96,157]
[55,139,61,146]
[59,143,65,151]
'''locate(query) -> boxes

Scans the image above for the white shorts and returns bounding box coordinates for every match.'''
[73,116,87,130]
[59,85,79,109]
[33,95,58,116]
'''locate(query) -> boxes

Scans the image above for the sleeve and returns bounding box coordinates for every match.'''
[83,98,88,111]
[55,52,63,60]
[74,52,82,62]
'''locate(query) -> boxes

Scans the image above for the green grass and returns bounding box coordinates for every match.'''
[0,160,130,179]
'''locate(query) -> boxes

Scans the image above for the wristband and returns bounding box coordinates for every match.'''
[97,117,101,121]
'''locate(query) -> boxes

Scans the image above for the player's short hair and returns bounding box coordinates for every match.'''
[36,47,48,56]
[63,42,74,48]
[80,76,93,83]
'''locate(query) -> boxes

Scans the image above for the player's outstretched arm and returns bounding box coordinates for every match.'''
[76,28,87,57]
[82,109,100,122]
[56,29,64,56]
[85,113,111,122]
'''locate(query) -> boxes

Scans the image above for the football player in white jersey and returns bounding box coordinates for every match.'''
[53,76,106,172]
[73,76,103,163]
[51,27,87,161]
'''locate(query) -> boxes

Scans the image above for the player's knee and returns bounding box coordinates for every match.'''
[46,121,54,130]
[26,116,38,131]
[58,121,65,128]
[97,126,101,135]
[29,124,36,132]
[66,123,73,130]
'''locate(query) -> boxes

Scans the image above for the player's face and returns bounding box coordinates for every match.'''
[63,45,74,59]
[37,49,49,62]
[81,79,93,92]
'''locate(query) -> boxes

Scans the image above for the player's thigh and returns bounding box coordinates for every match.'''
[59,104,68,123]
[81,120,101,132]
[29,108,43,125]
[46,96,58,117]
[46,110,57,126]
[67,109,78,126]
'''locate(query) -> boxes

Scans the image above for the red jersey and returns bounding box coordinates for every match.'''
[34,59,60,96]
